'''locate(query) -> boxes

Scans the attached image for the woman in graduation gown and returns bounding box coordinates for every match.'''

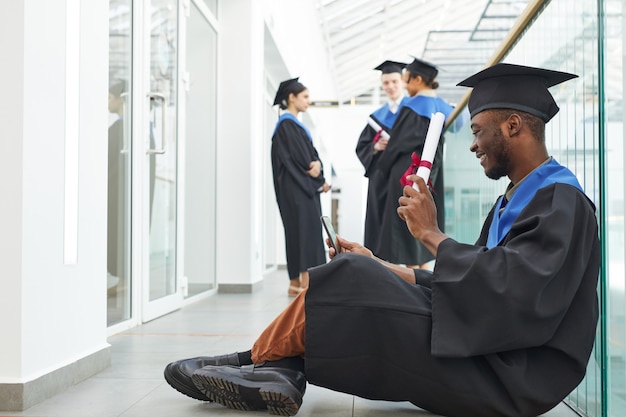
[355,60,410,252]
[376,58,454,268]
[271,78,331,296]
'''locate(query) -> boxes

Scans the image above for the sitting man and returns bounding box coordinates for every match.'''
[164,64,600,417]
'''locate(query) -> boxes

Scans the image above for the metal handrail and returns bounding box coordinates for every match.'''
[444,0,548,130]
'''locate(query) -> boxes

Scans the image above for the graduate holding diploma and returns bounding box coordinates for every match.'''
[355,60,409,252]
[376,57,455,268]
[165,64,599,417]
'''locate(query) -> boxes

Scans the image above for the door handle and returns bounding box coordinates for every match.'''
[120,92,130,154]
[146,92,167,154]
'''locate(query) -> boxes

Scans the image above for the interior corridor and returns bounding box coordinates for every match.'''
[1,269,582,417]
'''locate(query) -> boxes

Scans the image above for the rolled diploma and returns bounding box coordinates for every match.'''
[413,112,445,191]
[367,117,390,140]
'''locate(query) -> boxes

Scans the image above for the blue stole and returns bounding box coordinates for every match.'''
[371,96,410,129]
[274,112,313,142]
[486,158,583,248]
[404,95,454,121]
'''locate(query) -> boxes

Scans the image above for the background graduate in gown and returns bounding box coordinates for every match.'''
[376,57,454,268]
[355,60,409,253]
[270,78,331,297]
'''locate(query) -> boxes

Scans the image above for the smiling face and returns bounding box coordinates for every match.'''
[469,111,512,180]
[381,72,404,101]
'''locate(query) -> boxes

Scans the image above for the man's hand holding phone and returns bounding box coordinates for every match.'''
[321,216,374,260]
[321,216,340,256]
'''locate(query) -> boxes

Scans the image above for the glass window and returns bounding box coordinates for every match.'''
[501,2,604,415]
[184,1,218,296]
[603,1,626,415]
[107,0,133,326]
[443,1,625,415]
[200,0,217,17]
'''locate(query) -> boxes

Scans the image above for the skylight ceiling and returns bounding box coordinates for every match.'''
[315,0,531,105]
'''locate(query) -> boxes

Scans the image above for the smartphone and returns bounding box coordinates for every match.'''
[320,215,339,254]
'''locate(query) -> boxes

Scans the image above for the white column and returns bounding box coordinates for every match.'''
[215,0,265,290]
[0,0,110,410]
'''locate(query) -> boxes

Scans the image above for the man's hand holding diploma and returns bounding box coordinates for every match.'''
[398,175,448,256]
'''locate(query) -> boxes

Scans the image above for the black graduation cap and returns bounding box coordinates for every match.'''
[273,77,304,106]
[374,60,406,74]
[405,57,438,80]
[457,63,578,122]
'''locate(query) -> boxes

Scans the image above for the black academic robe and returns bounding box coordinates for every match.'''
[271,118,327,280]
[305,183,600,417]
[355,118,389,251]
[375,95,452,265]
[355,99,409,251]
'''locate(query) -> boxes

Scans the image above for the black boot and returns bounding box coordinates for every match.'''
[163,352,247,400]
[191,364,307,416]
[259,356,305,374]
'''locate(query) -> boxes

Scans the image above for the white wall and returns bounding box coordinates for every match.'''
[264,0,336,100]
[262,1,382,246]
[213,0,339,281]
[215,0,265,286]
[0,0,109,383]
[309,104,377,244]
[0,0,26,381]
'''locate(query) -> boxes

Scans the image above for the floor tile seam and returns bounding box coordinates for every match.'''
[115,381,165,417]
[89,376,164,382]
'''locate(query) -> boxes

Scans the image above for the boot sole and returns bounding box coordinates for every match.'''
[163,364,211,401]
[192,371,301,416]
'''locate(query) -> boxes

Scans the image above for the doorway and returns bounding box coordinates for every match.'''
[107,0,182,328]
[107,0,219,329]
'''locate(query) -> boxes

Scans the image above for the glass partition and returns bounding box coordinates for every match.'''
[443,124,507,245]
[444,0,614,415]
[183,0,218,296]
[107,0,133,326]
[147,0,179,303]
[201,0,217,17]
[502,1,604,415]
[602,1,626,415]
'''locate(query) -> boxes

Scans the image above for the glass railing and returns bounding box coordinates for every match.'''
[442,0,626,416]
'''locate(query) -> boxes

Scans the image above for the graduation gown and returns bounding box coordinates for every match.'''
[305,181,600,417]
[355,98,409,251]
[375,94,454,265]
[271,114,327,279]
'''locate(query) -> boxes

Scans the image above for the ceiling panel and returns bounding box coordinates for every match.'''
[315,0,531,104]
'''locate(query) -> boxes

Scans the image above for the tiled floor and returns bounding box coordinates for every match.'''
[2,269,581,417]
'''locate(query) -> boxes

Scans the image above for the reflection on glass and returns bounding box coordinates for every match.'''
[107,0,132,326]
[445,0,613,415]
[201,0,217,17]
[148,0,178,301]
[184,2,218,297]
[605,1,626,415]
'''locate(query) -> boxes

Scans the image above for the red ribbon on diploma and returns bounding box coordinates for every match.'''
[372,129,383,143]
[400,151,434,192]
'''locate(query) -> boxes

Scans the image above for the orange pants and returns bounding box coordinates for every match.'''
[251,289,307,363]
